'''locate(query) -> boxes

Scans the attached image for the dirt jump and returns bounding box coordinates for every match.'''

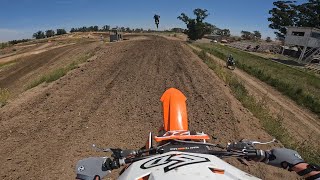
[0,36,299,179]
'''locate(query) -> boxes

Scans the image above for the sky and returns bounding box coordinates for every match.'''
[0,0,304,42]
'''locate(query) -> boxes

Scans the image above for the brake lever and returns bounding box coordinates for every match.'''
[242,139,277,146]
[92,144,112,152]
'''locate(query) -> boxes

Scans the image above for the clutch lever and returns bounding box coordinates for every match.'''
[242,139,277,146]
[227,139,277,151]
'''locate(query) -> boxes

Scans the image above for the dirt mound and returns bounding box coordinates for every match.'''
[0,36,297,179]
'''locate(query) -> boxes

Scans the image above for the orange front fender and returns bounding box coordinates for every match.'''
[160,88,188,131]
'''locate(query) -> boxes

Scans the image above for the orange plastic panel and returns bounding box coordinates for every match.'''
[154,134,210,142]
[209,167,225,174]
[160,88,188,131]
[137,174,150,180]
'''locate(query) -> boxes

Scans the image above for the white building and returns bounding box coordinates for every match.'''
[284,27,320,62]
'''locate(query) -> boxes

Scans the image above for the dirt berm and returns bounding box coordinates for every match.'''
[0,36,298,179]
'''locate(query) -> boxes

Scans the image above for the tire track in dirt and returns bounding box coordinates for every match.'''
[0,36,297,179]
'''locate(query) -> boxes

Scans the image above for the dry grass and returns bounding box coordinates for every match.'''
[26,52,94,90]
[0,88,10,107]
[0,61,17,69]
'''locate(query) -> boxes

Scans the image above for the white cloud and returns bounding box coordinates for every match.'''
[0,28,31,42]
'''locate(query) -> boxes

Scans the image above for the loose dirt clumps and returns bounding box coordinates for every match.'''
[0,36,297,179]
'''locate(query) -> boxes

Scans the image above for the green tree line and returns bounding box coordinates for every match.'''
[241,30,262,40]
[33,29,67,39]
[70,25,147,33]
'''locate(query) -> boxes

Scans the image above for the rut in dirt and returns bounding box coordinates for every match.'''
[0,36,296,179]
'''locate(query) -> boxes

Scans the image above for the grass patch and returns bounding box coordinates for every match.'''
[194,49,320,164]
[26,52,94,90]
[66,61,78,71]
[26,68,67,89]
[0,88,10,107]
[77,52,95,63]
[195,43,320,116]
[0,61,17,69]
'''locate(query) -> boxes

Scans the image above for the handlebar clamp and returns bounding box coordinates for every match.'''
[103,158,120,170]
[227,142,255,151]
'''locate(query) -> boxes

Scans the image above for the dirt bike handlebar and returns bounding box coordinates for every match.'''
[96,139,276,171]
[102,148,269,171]
[75,140,275,180]
[74,148,269,180]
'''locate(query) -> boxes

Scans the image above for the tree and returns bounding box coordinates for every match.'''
[268,0,320,39]
[266,37,272,42]
[80,26,88,32]
[177,8,212,40]
[125,27,132,32]
[120,27,126,32]
[203,22,218,34]
[134,28,144,33]
[33,31,45,39]
[296,0,320,27]
[8,39,30,45]
[45,30,55,38]
[171,28,184,33]
[70,28,76,33]
[253,30,262,39]
[87,26,99,31]
[93,26,99,31]
[101,25,110,31]
[193,8,209,22]
[56,29,67,35]
[219,29,231,37]
[212,27,221,35]
[268,1,297,39]
[241,31,253,40]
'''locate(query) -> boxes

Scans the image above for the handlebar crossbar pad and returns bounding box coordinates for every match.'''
[75,157,110,180]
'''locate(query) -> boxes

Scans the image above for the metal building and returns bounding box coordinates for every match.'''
[284,27,320,62]
[109,28,123,42]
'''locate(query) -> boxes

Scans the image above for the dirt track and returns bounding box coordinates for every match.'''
[0,43,76,64]
[0,36,298,179]
[0,41,99,96]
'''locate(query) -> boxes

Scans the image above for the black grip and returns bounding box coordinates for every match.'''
[240,149,267,162]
